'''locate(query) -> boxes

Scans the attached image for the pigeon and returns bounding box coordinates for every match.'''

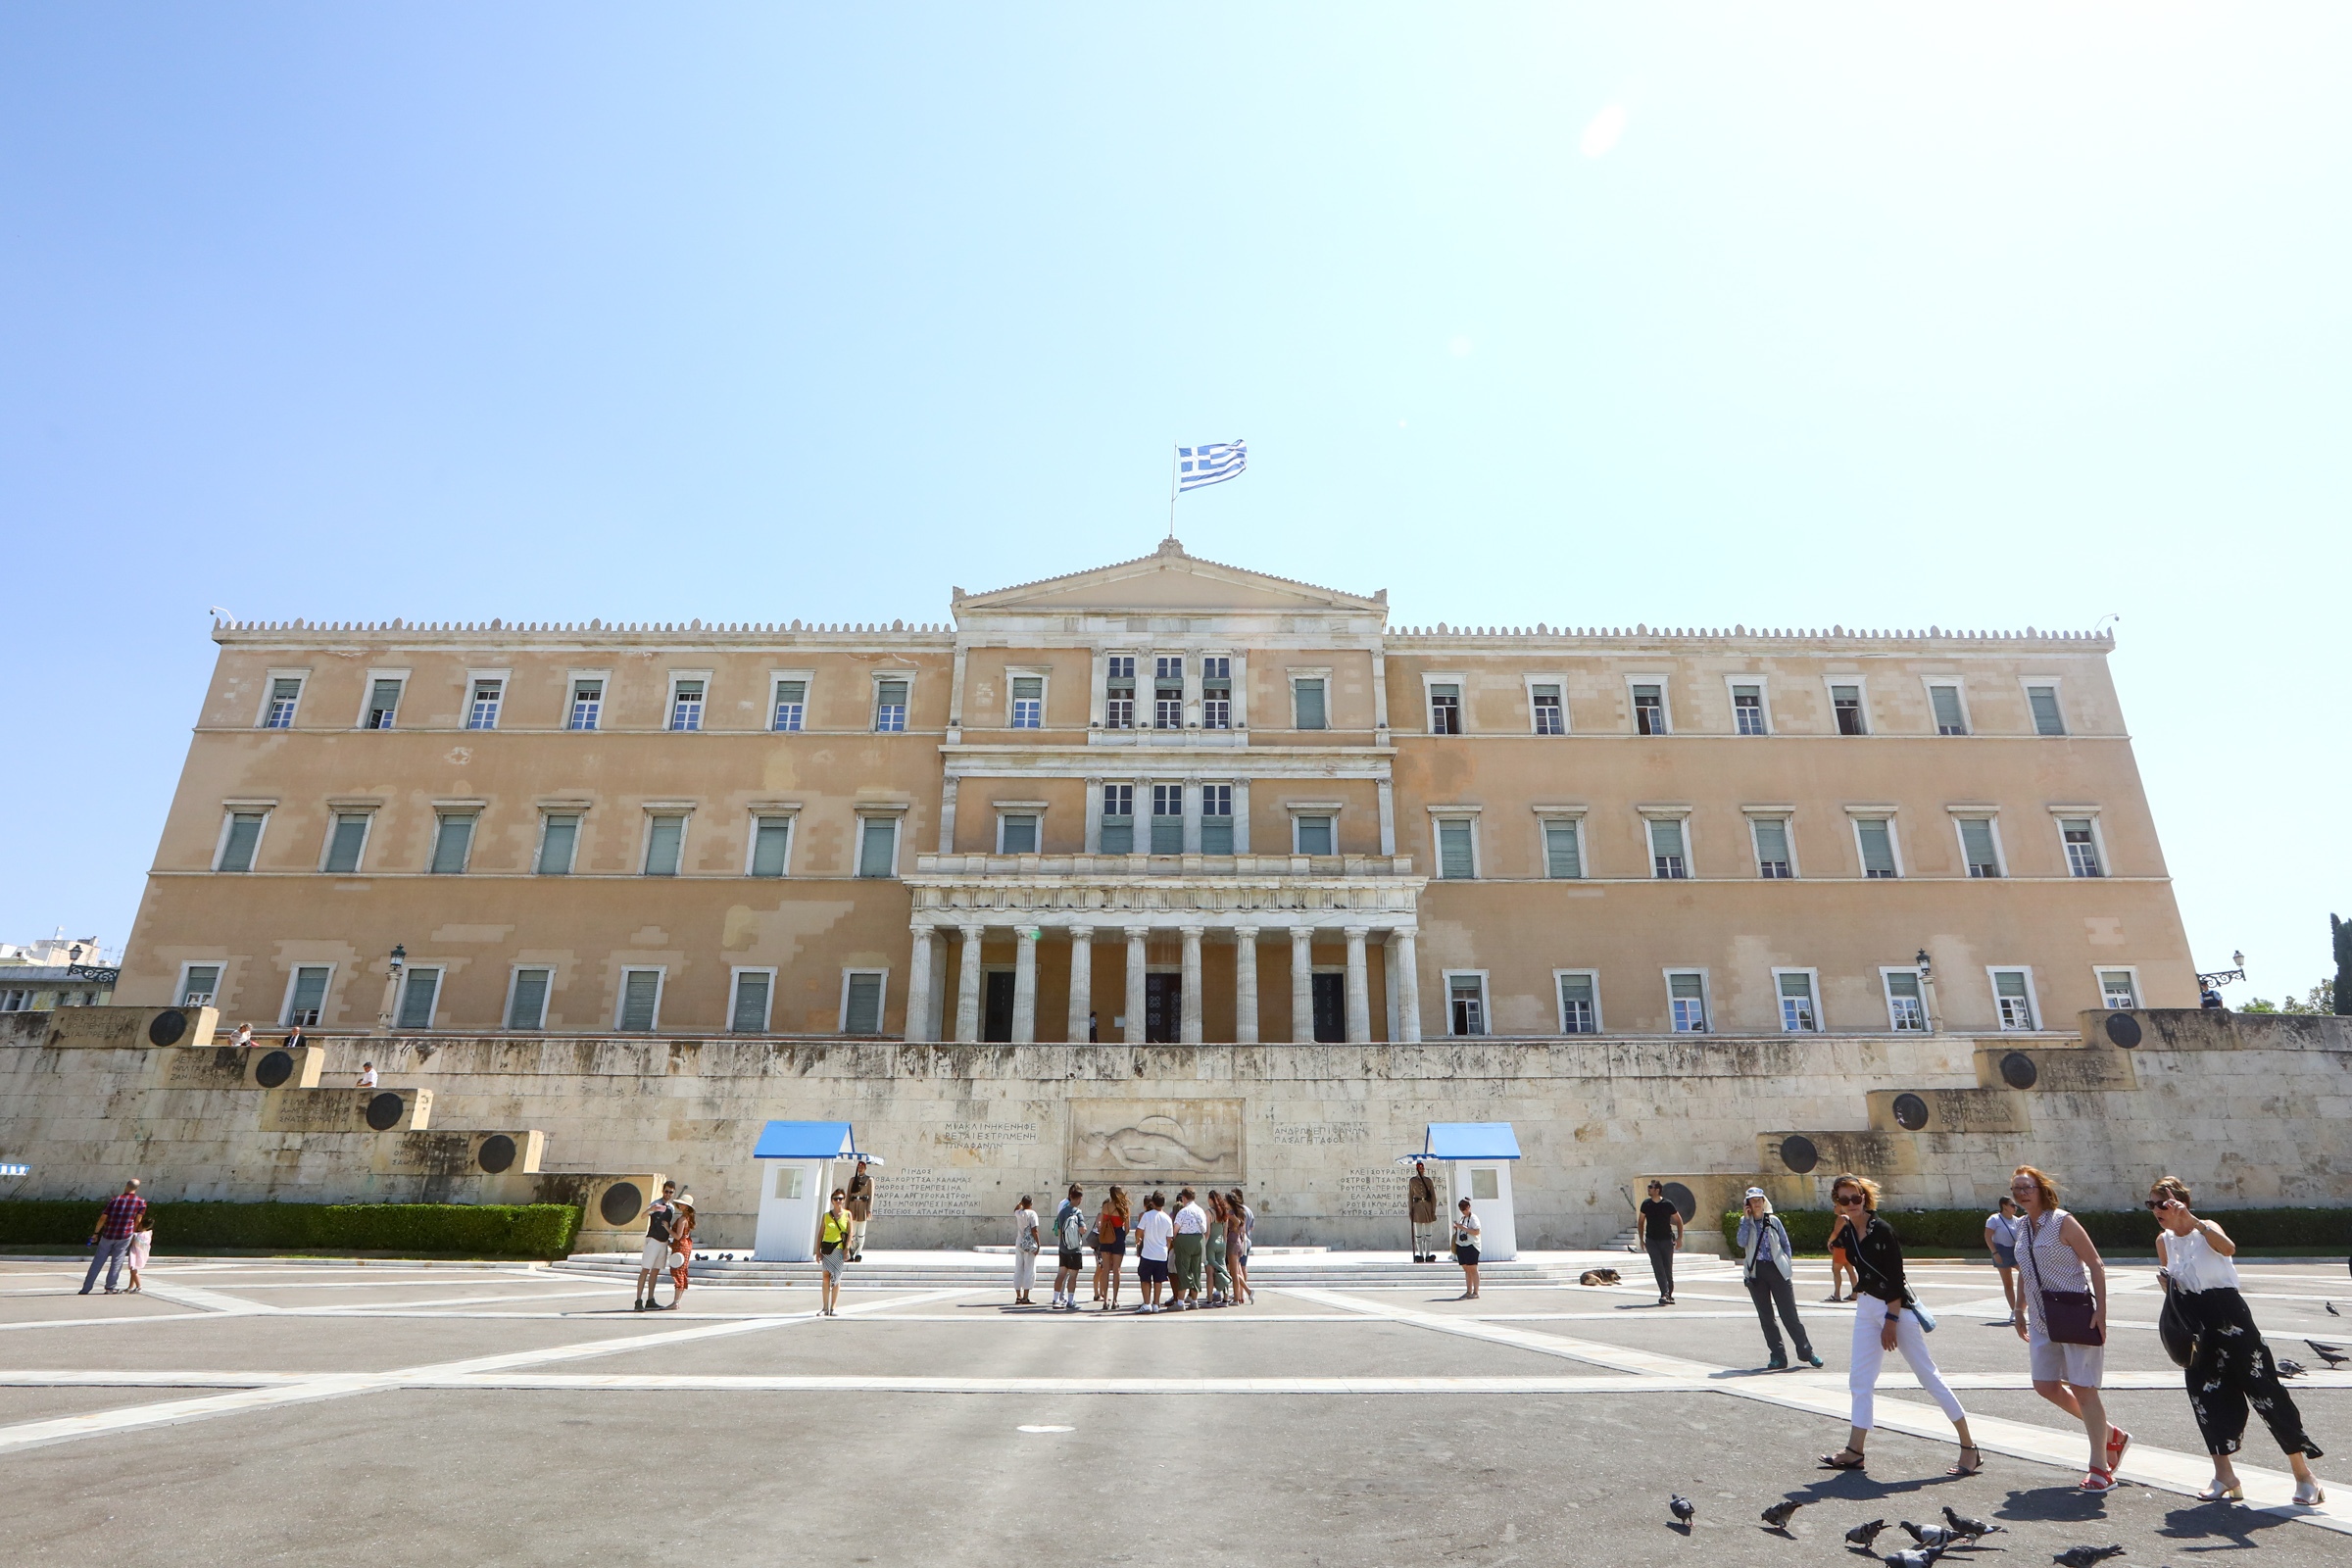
[2052,1548,2125,1568]
[2306,1340,2349,1369]
[1846,1519,1890,1548]
[1669,1494,1695,1525]
[1941,1506,2003,1540]
[1883,1547,1944,1568]
[2277,1358,2307,1379]
[1901,1522,1960,1549]
[2328,1299,2340,1316]
[1760,1498,1807,1530]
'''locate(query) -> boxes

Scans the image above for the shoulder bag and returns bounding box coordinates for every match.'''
[2021,1214,2103,1346]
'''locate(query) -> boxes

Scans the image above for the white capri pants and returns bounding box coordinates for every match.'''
[1012,1248,1037,1292]
[1848,1294,1966,1430]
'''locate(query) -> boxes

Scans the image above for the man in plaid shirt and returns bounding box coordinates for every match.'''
[80,1179,146,1296]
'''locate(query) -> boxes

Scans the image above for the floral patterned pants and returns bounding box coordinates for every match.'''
[2179,1286,2321,1458]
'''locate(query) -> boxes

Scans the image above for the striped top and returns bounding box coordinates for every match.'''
[2018,1208,2089,1295]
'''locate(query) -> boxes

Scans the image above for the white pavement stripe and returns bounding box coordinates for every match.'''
[411,1374,1663,1394]
[133,1281,276,1315]
[1281,1285,1725,1379]
[301,1288,616,1313]
[0,1312,214,1333]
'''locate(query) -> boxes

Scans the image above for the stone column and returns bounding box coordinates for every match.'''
[1393,928,1423,1043]
[1065,926,1094,1043]
[1011,926,1039,1044]
[904,925,935,1043]
[1180,925,1204,1044]
[1124,926,1149,1045]
[954,924,984,1044]
[1290,926,1314,1043]
[1234,927,1259,1044]
[1344,925,1371,1044]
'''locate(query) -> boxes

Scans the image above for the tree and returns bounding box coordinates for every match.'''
[2335,914,2351,1017]
[2243,980,2336,1015]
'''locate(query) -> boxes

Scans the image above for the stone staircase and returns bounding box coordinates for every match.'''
[551,1248,1676,1290]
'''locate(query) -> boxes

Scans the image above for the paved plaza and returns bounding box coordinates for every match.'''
[0,1251,2344,1566]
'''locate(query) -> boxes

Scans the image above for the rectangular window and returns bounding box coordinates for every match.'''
[1532,684,1564,735]
[1632,682,1668,735]
[1437,817,1476,879]
[507,967,552,1030]
[1000,813,1039,854]
[396,967,442,1030]
[1831,683,1867,736]
[1543,820,1583,878]
[2027,684,2067,736]
[1295,814,1334,856]
[1429,682,1462,735]
[1854,817,1899,878]
[322,812,371,875]
[179,964,222,1006]
[1153,655,1183,729]
[1200,783,1233,855]
[538,813,579,875]
[219,808,269,869]
[772,679,806,732]
[1992,968,2037,1031]
[364,678,403,730]
[284,964,331,1027]
[1150,783,1183,854]
[730,970,773,1033]
[1929,682,1969,736]
[668,678,705,732]
[1883,969,1926,1031]
[1201,657,1231,729]
[1556,972,1598,1034]
[429,813,475,874]
[1100,783,1134,854]
[1777,970,1820,1032]
[2061,817,2103,877]
[1958,817,2001,878]
[567,679,604,732]
[1104,656,1135,729]
[263,676,303,729]
[749,815,792,877]
[643,814,685,876]
[857,816,899,878]
[466,679,503,731]
[842,971,886,1034]
[2098,968,2139,1008]
[1010,676,1044,729]
[1647,818,1688,879]
[1447,974,1487,1037]
[874,679,908,732]
[1294,677,1327,730]
[1667,971,1708,1033]
[1751,817,1792,879]
[1732,683,1767,735]
[617,968,662,1032]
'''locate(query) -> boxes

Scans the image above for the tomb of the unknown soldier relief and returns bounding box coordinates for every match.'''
[7,541,2347,1250]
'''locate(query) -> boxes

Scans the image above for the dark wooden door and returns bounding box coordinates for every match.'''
[1145,973,1181,1042]
[1312,973,1346,1042]
[983,971,1015,1042]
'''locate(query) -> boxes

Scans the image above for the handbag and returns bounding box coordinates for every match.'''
[2157,1278,2197,1367]
[2022,1214,2103,1346]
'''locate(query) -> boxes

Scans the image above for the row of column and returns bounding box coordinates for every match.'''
[902,924,1422,1047]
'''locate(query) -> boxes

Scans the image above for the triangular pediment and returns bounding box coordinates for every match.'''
[956,539,1385,617]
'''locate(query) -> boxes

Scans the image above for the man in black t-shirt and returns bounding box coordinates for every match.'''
[1638,1181,1684,1304]
[635,1181,679,1311]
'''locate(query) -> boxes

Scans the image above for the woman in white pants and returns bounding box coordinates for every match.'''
[1819,1173,1981,1476]
[1010,1196,1040,1306]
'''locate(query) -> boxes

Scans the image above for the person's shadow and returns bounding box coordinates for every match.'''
[2151,1497,2304,1551]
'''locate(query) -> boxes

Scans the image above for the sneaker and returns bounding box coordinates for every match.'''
[2107,1426,2132,1468]
[1767,1355,1789,1371]
[1803,1353,1824,1368]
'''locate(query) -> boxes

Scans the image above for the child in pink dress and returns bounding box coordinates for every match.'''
[126,1216,154,1293]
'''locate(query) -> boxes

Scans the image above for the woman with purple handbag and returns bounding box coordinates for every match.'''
[2012,1165,2130,1493]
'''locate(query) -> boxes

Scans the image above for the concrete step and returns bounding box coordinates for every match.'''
[554,1249,1724,1290]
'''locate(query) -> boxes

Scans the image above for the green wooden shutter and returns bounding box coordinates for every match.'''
[538,814,579,875]
[220,812,266,872]
[750,817,791,876]
[396,969,440,1029]
[1931,685,1968,734]
[1752,817,1789,870]
[1295,679,1326,730]
[619,970,661,1031]
[2028,687,2065,736]
[1544,822,1582,878]
[858,817,898,877]
[507,969,550,1030]
[323,814,368,874]
[643,816,683,876]
[431,814,475,874]
[1959,818,1997,875]
[1855,819,1896,876]
[844,973,883,1033]
[286,965,330,1024]
[1438,819,1474,878]
[731,972,771,1033]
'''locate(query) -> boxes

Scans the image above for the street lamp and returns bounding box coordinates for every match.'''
[2196,949,2247,1007]
[1916,948,1942,1034]
[376,944,409,1035]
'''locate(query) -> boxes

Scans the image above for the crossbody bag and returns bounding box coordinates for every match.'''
[2021,1213,2102,1346]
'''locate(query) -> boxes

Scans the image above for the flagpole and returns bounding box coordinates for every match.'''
[1167,445,1179,540]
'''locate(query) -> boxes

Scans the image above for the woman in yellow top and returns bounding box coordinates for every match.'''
[818,1189,854,1317]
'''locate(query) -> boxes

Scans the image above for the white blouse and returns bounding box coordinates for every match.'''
[2161,1223,2240,1293]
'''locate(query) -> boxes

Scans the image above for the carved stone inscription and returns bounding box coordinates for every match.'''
[1337,1164,1445,1219]
[1068,1099,1245,1183]
[877,1168,982,1216]
[938,1120,1041,1148]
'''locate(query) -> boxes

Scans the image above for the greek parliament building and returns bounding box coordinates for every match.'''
[124,538,2191,1046]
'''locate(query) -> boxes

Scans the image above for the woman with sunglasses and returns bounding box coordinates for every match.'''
[2011,1164,2129,1493]
[2149,1176,2325,1504]
[1819,1173,1979,1475]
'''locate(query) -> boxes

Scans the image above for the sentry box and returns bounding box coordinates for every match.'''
[752,1120,884,1262]
[1419,1121,1523,1262]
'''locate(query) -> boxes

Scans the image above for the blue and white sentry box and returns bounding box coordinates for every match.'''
[752,1121,880,1262]
[1421,1122,1523,1261]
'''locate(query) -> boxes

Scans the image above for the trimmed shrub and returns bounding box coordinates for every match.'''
[1721,1205,2352,1256]
[0,1200,579,1259]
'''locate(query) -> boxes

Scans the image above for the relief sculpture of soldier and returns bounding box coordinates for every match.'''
[1407,1159,1440,1262]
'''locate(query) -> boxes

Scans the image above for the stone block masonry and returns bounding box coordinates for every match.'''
[2,1009,2345,1251]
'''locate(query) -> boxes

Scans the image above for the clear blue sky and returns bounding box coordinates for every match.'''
[3,6,2345,999]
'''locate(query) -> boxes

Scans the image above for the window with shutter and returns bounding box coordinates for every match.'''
[669,679,705,732]
[538,813,579,875]
[285,964,331,1026]
[1648,818,1687,879]
[750,816,791,876]
[397,968,441,1030]
[1667,971,1708,1032]
[1732,684,1767,735]
[843,972,885,1034]
[568,679,603,731]
[1855,818,1898,878]
[1777,971,1819,1032]
[1958,817,2000,877]
[507,968,551,1030]
[1532,684,1564,735]
[772,679,806,732]
[365,679,403,730]
[2098,969,2138,1008]
[264,677,302,729]
[1429,683,1462,735]
[179,965,222,1006]
[466,680,503,731]
[1438,818,1475,879]
[1930,684,1968,735]
[2061,818,2102,877]
[1104,657,1135,729]
[1150,784,1183,853]
[1557,972,1596,1033]
[1201,657,1232,729]
[430,813,475,874]
[618,969,662,1032]
[1992,968,2036,1030]
[643,815,685,876]
[1200,784,1233,854]
[1831,684,1866,735]
[1751,817,1791,878]
[731,972,772,1033]
[1294,678,1326,730]
[1010,676,1044,729]
[858,816,898,877]
[1544,821,1583,878]
[2028,685,2066,736]
[1296,814,1334,856]
[1632,683,1667,735]
[1099,783,1134,854]
[1447,975,1487,1037]
[323,812,370,874]
[874,679,909,732]
[1001,813,1039,854]
[1884,969,1926,1031]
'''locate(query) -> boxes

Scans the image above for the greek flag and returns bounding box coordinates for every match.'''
[1176,440,1248,492]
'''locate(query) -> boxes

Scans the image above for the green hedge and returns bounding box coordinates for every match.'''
[0,1200,579,1259]
[1721,1206,2352,1256]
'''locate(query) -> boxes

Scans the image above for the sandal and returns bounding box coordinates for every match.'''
[1947,1445,1984,1477]
[1820,1446,1868,1470]
[2197,1481,2243,1502]
[2079,1467,2118,1494]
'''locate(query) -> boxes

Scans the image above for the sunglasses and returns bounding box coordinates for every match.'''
[1834,1194,1866,1205]
[2145,1199,2179,1210]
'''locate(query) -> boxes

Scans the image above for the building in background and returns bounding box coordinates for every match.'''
[0,936,117,1011]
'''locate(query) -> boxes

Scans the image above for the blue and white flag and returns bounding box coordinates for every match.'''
[1176,439,1248,492]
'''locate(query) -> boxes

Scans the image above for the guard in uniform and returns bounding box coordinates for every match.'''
[845,1159,875,1261]
[1408,1160,1440,1262]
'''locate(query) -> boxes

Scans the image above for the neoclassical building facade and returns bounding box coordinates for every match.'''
[122,541,2194,1046]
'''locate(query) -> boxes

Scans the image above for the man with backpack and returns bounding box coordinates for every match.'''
[1052,1183,1089,1310]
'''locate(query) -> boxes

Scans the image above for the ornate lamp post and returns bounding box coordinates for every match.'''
[375,944,407,1035]
[1916,948,1941,1035]
[2195,949,2246,1009]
